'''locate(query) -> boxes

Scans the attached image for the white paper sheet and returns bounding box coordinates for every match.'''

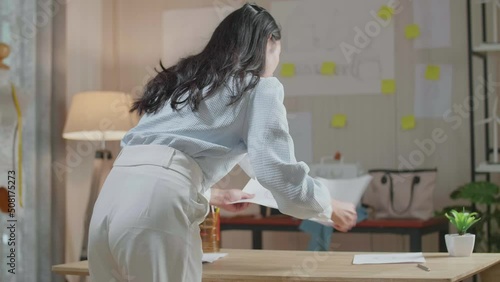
[413,0,451,49]
[316,175,372,205]
[414,64,453,118]
[230,175,372,225]
[231,179,279,209]
[202,253,228,263]
[352,253,426,265]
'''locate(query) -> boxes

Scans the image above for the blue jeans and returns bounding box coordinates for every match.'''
[299,204,368,251]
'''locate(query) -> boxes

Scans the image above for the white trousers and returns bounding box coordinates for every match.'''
[88,145,209,282]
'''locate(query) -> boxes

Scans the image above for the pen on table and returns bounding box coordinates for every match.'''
[417,264,431,272]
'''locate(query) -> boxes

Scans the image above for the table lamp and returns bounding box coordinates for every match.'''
[63,91,138,261]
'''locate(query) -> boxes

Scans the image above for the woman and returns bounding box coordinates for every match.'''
[88,3,357,282]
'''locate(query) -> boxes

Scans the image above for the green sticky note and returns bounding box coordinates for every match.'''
[405,24,420,39]
[281,63,295,77]
[378,5,394,21]
[381,79,396,94]
[425,65,441,81]
[331,114,347,128]
[401,115,416,130]
[320,62,336,75]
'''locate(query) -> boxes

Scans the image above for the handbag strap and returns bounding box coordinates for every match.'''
[383,172,420,215]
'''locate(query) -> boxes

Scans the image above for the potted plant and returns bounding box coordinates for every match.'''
[437,181,499,252]
[444,208,481,257]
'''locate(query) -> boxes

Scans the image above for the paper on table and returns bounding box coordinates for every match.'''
[202,253,228,263]
[353,253,426,265]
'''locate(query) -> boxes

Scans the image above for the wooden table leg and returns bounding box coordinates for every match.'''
[480,261,500,282]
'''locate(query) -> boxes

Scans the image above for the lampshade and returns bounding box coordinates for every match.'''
[63,91,139,141]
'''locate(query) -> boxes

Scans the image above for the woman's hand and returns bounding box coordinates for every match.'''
[331,199,357,232]
[210,188,255,212]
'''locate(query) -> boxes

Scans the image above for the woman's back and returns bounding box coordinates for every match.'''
[89,4,356,282]
[122,76,282,189]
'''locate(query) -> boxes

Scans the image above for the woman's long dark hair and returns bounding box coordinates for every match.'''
[131,3,281,115]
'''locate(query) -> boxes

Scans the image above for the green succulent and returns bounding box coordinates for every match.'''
[445,208,481,236]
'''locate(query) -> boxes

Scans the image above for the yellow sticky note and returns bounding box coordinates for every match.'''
[331,114,347,128]
[381,79,396,94]
[405,24,420,39]
[281,63,295,77]
[401,115,416,130]
[320,62,336,75]
[425,65,441,81]
[378,5,394,21]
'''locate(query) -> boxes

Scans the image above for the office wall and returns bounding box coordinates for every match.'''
[112,0,474,248]
[65,0,130,279]
[64,0,489,266]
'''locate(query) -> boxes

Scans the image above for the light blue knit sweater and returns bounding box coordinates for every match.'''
[121,77,332,220]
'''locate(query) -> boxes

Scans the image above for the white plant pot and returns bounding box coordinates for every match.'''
[445,234,475,257]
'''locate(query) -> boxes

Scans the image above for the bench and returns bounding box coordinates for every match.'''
[220,215,449,252]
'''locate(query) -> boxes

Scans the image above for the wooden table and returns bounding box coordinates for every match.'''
[221,216,449,252]
[53,249,500,281]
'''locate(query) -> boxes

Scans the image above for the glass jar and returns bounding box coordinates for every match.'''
[200,206,220,253]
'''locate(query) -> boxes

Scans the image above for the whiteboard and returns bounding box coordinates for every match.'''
[271,0,395,96]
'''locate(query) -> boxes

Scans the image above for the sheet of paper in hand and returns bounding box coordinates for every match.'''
[315,175,372,206]
[230,179,333,225]
[230,178,278,209]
